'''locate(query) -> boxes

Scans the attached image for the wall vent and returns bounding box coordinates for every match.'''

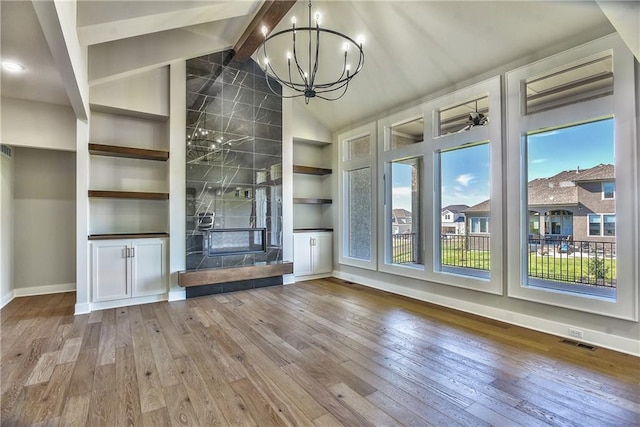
[0,145,12,159]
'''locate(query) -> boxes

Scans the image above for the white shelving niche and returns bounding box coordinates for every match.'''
[292,137,334,279]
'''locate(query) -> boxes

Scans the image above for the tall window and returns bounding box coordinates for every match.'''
[339,124,376,270]
[506,35,636,319]
[390,157,423,266]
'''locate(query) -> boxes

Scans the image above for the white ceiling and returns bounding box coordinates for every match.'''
[0,1,619,131]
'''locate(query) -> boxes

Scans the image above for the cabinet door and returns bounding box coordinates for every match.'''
[131,239,166,297]
[313,233,333,274]
[92,241,130,302]
[293,234,313,276]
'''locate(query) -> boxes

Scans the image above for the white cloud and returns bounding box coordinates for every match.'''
[392,186,413,211]
[455,173,475,187]
[530,158,546,164]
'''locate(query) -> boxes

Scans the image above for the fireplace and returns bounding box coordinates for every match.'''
[208,228,266,256]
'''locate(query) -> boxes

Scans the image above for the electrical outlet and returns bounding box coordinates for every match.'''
[568,328,584,339]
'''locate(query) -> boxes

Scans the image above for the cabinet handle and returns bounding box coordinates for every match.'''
[131,247,135,257]
[125,247,130,258]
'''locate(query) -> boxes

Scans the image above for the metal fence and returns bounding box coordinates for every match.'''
[393,233,616,288]
[527,238,616,287]
[391,233,417,264]
[441,234,491,271]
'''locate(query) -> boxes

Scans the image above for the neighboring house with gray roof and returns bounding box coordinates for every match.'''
[465,164,615,243]
[441,204,469,235]
[392,208,413,235]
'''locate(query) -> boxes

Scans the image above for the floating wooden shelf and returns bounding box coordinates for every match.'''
[294,228,333,233]
[88,190,169,200]
[293,198,332,204]
[178,262,294,287]
[88,232,169,240]
[293,165,332,176]
[89,143,169,161]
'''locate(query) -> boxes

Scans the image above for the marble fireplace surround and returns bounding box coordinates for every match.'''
[182,50,291,295]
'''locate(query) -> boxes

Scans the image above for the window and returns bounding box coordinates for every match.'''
[471,217,489,233]
[389,118,423,150]
[346,168,371,259]
[444,213,451,221]
[426,77,502,292]
[389,157,423,266]
[589,214,615,237]
[602,181,615,199]
[339,123,377,270]
[506,34,636,319]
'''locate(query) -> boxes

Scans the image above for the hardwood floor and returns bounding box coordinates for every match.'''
[1,278,638,426]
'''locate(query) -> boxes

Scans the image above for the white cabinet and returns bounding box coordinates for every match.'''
[294,232,332,278]
[92,238,167,303]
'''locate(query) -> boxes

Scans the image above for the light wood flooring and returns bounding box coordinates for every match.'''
[1,278,639,426]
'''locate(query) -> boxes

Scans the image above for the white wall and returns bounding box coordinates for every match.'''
[0,152,14,306]
[13,147,76,294]
[1,98,76,151]
[90,66,169,117]
[292,101,332,142]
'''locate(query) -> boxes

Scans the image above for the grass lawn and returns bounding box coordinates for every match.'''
[441,250,616,286]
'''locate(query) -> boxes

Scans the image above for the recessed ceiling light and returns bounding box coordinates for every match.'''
[1,61,25,72]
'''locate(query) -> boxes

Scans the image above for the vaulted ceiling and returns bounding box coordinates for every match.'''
[2,1,637,133]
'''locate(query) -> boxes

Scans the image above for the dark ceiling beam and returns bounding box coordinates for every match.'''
[233,0,296,62]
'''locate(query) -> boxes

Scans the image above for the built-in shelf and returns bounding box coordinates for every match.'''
[88,232,169,240]
[89,143,169,161]
[88,190,169,200]
[293,198,332,204]
[294,228,334,232]
[293,165,332,176]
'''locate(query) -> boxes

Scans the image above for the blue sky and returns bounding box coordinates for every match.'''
[392,118,614,211]
[527,118,614,180]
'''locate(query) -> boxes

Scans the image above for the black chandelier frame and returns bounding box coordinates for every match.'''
[259,0,364,103]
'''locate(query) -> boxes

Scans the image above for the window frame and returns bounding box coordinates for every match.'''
[602,181,615,200]
[377,106,426,279]
[338,122,377,271]
[505,34,637,320]
[424,76,503,294]
[588,213,616,237]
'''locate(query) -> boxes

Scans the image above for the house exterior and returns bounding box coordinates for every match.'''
[441,204,468,235]
[391,208,412,235]
[465,164,615,244]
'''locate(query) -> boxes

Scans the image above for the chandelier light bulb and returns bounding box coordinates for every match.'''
[315,12,321,23]
[263,58,269,66]
[343,42,350,52]
[346,64,351,71]
[286,51,291,60]
[291,16,297,25]
[261,26,268,37]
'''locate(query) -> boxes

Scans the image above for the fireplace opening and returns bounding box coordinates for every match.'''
[208,228,266,257]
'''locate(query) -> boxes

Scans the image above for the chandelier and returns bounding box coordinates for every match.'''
[258,0,364,103]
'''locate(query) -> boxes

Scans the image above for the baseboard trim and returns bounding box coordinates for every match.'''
[1,291,15,309]
[90,294,168,312]
[294,272,333,282]
[168,289,186,301]
[333,271,640,357]
[75,303,91,315]
[283,274,295,285]
[13,283,76,297]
